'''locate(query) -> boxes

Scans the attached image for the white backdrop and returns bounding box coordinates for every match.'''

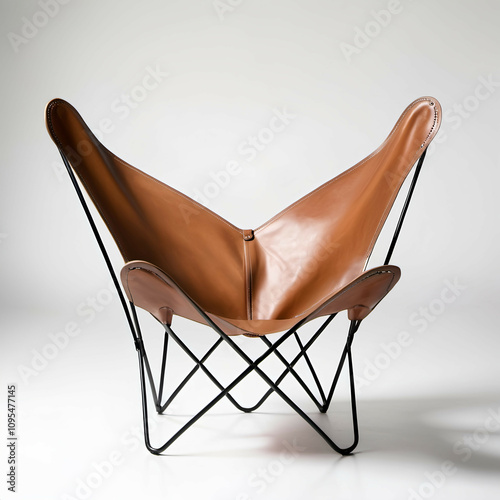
[1,1,499,499]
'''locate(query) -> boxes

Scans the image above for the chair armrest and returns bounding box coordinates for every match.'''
[308,265,401,322]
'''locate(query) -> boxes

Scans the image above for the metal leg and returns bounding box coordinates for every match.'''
[323,320,360,412]
[321,320,360,451]
[235,315,336,413]
[158,337,224,414]
[293,331,327,407]
[154,314,335,414]
[157,332,169,410]
[133,301,360,456]
[260,332,325,412]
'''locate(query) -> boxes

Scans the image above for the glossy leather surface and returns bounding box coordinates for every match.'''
[120,260,401,336]
[46,97,441,335]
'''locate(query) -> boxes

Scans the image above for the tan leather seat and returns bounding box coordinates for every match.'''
[45,97,441,336]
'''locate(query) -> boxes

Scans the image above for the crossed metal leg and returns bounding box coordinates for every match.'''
[131,303,361,456]
[58,150,361,456]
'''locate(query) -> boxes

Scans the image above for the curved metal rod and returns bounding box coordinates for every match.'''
[158,336,223,413]
[152,314,335,414]
[137,309,360,455]
[384,148,427,265]
[293,331,327,405]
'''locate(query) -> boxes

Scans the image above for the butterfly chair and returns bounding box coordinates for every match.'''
[45,96,441,455]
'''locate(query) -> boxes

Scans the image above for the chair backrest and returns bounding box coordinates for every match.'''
[249,98,440,319]
[46,99,248,320]
[46,97,441,321]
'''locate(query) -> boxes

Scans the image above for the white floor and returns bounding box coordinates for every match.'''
[3,307,499,500]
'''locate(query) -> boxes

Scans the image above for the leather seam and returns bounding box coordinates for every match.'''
[243,238,253,321]
[421,105,438,147]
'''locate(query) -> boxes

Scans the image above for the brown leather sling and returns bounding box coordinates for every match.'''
[46,97,441,336]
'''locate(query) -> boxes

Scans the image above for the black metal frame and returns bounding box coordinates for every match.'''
[58,147,427,455]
